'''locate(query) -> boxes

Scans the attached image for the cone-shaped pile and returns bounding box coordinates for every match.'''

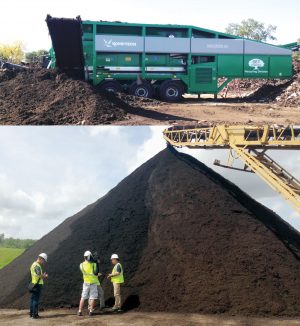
[1,148,300,316]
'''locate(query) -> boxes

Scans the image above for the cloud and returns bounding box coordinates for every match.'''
[0,126,299,239]
[0,126,154,238]
[88,126,122,137]
[127,126,167,174]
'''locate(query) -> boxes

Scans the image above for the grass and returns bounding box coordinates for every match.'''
[0,247,24,269]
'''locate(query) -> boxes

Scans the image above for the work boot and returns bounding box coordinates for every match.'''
[32,315,40,319]
[112,307,122,313]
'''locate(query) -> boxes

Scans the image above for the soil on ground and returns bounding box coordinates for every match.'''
[0,69,129,125]
[0,60,299,125]
[1,148,300,317]
[1,309,300,326]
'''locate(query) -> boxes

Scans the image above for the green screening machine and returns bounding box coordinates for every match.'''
[46,15,293,102]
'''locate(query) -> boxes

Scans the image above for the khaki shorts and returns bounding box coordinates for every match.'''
[81,283,98,300]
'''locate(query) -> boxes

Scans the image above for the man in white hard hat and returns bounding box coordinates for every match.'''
[107,254,124,312]
[78,251,100,317]
[29,253,48,319]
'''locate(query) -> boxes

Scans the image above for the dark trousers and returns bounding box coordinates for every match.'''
[29,285,42,317]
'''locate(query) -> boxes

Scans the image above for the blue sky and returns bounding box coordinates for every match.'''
[0,126,299,239]
[0,0,299,50]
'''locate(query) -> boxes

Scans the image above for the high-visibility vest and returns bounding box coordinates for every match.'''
[80,261,100,285]
[111,263,124,284]
[30,262,44,285]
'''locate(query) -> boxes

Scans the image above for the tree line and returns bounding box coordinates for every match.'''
[0,41,47,64]
[0,234,36,249]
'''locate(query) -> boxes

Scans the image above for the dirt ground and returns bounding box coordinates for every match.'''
[115,98,300,126]
[1,309,300,326]
[1,68,299,126]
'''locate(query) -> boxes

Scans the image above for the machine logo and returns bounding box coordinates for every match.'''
[104,39,137,48]
[248,58,265,71]
[245,58,268,74]
[104,39,113,48]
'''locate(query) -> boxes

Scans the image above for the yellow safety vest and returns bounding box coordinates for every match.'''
[80,261,100,285]
[30,262,44,285]
[111,263,124,284]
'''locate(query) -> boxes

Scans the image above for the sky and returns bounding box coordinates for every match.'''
[0,126,299,239]
[0,0,299,51]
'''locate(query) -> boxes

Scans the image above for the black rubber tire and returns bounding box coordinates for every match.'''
[159,80,184,103]
[98,80,123,93]
[129,81,154,99]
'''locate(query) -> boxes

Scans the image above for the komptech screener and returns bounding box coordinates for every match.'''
[46,16,293,102]
[163,125,300,213]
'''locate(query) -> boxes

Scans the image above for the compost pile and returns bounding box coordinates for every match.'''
[0,68,128,125]
[1,148,300,316]
[275,59,300,106]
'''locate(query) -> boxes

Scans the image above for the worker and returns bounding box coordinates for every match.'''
[78,251,100,317]
[88,253,105,311]
[29,253,48,319]
[107,254,124,312]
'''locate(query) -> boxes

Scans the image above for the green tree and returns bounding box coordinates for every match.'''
[225,19,277,42]
[25,49,48,63]
[0,234,36,249]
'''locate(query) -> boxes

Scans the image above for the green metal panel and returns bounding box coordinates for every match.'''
[269,56,293,78]
[82,23,93,34]
[96,53,140,67]
[145,55,167,66]
[218,55,243,77]
[96,25,142,36]
[83,42,93,67]
[145,54,184,67]
[243,55,269,78]
[82,20,238,40]
[188,63,218,93]
[146,27,188,37]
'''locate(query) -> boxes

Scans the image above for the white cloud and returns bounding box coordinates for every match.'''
[0,126,154,238]
[88,126,122,137]
[126,126,167,174]
[0,126,299,239]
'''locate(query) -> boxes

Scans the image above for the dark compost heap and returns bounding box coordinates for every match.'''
[1,148,300,316]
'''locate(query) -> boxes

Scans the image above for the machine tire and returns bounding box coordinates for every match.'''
[98,80,123,93]
[159,80,184,103]
[129,81,154,99]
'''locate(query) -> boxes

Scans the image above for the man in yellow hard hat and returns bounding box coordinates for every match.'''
[78,251,100,317]
[29,253,48,319]
[107,254,124,312]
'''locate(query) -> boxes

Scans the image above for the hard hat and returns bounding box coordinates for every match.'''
[39,253,48,262]
[84,251,92,258]
[111,254,119,260]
